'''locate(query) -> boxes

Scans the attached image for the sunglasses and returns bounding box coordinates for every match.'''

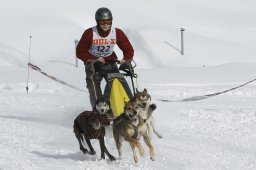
[98,20,112,25]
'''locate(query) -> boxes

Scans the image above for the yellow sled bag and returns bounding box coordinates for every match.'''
[110,78,130,117]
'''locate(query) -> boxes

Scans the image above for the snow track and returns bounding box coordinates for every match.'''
[1,79,256,169]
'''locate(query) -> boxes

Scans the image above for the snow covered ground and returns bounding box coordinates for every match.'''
[1,0,256,169]
[1,63,256,170]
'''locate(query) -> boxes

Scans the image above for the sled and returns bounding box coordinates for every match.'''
[90,60,137,117]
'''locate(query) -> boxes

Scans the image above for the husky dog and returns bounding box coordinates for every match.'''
[93,97,112,116]
[113,101,155,163]
[112,101,144,163]
[93,97,114,138]
[134,88,162,139]
[73,99,116,161]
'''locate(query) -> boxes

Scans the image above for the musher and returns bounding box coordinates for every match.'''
[76,7,134,108]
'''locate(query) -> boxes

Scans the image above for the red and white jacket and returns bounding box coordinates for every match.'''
[76,26,134,64]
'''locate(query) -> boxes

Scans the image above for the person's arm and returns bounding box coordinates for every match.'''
[76,28,97,63]
[115,28,134,63]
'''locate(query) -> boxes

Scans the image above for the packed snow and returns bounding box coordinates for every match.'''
[1,0,256,170]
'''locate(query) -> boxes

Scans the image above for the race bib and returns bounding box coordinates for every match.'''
[88,26,116,57]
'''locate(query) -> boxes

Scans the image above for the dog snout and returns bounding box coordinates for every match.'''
[101,109,104,113]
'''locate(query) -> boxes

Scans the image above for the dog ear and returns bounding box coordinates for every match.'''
[136,88,139,93]
[123,97,127,102]
[105,96,110,103]
[124,100,129,106]
[143,88,147,93]
[98,95,102,100]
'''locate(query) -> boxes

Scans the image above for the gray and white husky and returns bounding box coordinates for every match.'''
[94,97,112,116]
[134,88,162,139]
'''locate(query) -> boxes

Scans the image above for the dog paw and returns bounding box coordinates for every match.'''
[109,155,116,161]
[89,150,96,155]
[150,104,157,110]
[158,135,163,139]
[150,157,155,161]
[81,148,88,154]
[155,132,163,138]
[133,156,138,163]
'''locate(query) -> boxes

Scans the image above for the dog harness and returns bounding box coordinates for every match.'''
[114,113,139,140]
[85,112,105,139]
[124,115,139,140]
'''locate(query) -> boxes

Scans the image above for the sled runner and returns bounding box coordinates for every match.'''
[90,60,137,117]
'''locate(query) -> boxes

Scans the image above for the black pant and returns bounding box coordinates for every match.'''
[85,62,133,108]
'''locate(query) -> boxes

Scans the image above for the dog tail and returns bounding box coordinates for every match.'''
[73,118,84,143]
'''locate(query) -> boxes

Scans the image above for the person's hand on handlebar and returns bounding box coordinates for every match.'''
[120,59,131,64]
[96,57,105,64]
[120,59,128,64]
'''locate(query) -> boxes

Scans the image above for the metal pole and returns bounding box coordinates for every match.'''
[180,28,185,55]
[26,35,32,93]
[74,40,79,67]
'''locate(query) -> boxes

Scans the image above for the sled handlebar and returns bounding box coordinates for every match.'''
[89,60,136,77]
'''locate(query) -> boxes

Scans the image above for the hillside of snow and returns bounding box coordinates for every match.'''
[1,0,256,68]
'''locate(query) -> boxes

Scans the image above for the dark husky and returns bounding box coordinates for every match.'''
[73,99,115,161]
[134,88,162,139]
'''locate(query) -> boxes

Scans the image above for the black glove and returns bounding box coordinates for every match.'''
[119,62,134,74]
[93,61,105,73]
